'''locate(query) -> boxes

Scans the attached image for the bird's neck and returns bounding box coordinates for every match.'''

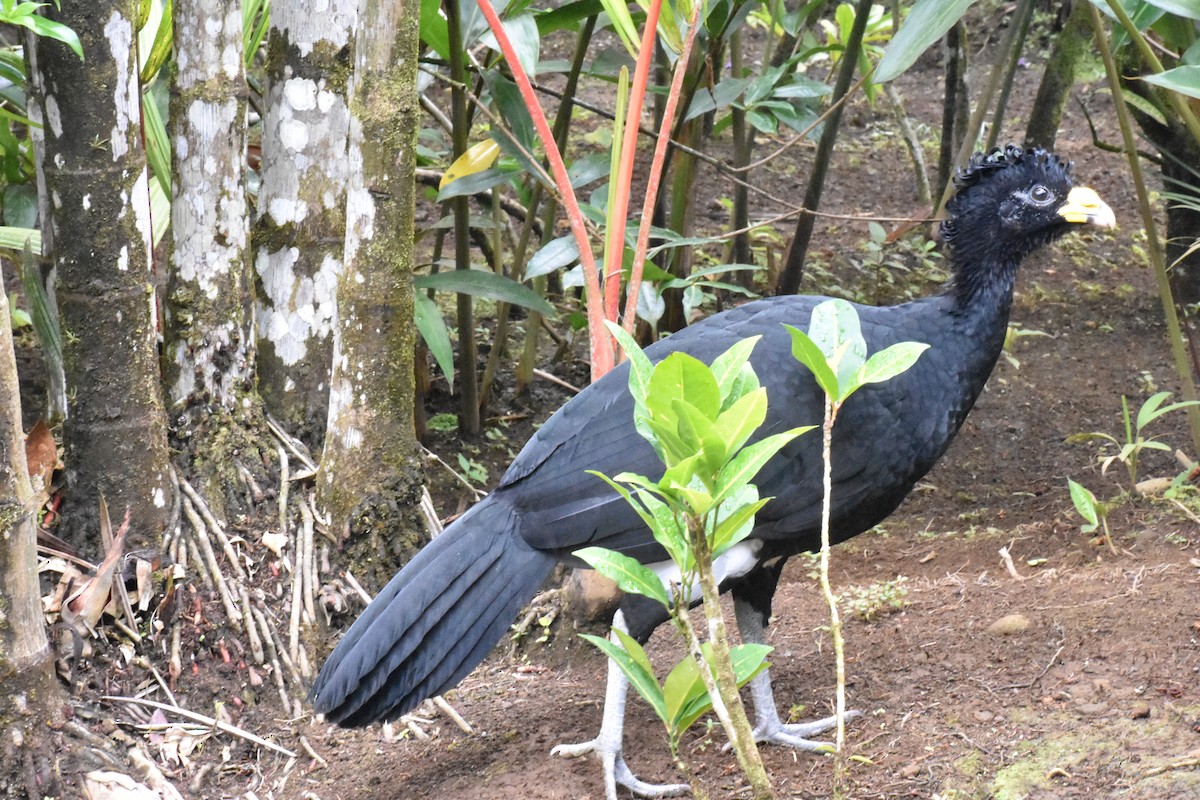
[948,251,1019,320]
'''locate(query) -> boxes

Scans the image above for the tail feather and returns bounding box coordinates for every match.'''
[310,501,556,725]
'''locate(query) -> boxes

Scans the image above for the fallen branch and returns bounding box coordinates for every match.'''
[103,695,296,758]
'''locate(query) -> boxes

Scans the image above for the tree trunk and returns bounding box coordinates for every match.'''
[318,0,427,589]
[253,0,357,449]
[164,0,263,512]
[0,270,66,799]
[1024,0,1093,150]
[31,3,171,556]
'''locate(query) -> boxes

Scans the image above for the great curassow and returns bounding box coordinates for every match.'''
[310,146,1115,798]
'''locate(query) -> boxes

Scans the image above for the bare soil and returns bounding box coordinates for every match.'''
[33,38,1200,800]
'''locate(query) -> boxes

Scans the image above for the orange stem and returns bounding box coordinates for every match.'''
[622,1,705,336]
[603,0,663,330]
[475,0,613,378]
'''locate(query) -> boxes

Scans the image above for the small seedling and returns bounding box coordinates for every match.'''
[1067,478,1116,555]
[1068,392,1200,490]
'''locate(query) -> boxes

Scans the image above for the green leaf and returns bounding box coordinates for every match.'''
[784,324,838,399]
[420,0,451,58]
[852,341,929,390]
[415,293,455,393]
[875,0,976,83]
[646,353,721,442]
[142,84,171,197]
[595,0,640,57]
[709,336,760,406]
[663,656,706,732]
[713,388,768,457]
[479,13,540,78]
[808,299,867,400]
[1067,479,1099,527]
[414,269,554,315]
[713,429,812,506]
[526,235,579,279]
[671,397,726,476]
[575,546,671,608]
[0,226,41,255]
[1135,391,1200,430]
[436,166,514,201]
[1140,65,1200,99]
[710,496,769,556]
[9,12,84,60]
[1144,0,1200,19]
[581,631,667,724]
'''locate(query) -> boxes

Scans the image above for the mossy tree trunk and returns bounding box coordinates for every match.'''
[1024,0,1093,150]
[164,0,263,513]
[318,0,427,590]
[253,0,357,449]
[31,3,171,556]
[0,273,66,799]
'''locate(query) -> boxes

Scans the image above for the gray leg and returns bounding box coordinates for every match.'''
[552,611,689,800]
[734,596,862,749]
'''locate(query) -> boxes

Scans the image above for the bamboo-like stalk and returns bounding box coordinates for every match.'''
[1088,4,1200,455]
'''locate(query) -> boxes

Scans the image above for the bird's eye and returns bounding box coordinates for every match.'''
[1028,184,1054,205]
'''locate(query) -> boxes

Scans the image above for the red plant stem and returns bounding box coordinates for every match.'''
[622,1,704,335]
[603,0,663,328]
[475,0,613,378]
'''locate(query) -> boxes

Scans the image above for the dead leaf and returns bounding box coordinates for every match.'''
[82,770,159,800]
[261,531,288,557]
[63,504,130,635]
[24,419,57,491]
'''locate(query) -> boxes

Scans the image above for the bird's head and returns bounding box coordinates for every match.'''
[941,145,1115,265]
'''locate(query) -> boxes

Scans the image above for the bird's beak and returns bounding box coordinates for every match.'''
[1058,186,1116,229]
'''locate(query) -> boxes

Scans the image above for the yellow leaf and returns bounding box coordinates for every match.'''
[440,139,501,189]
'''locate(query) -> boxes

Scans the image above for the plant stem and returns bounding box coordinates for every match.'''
[818,398,848,784]
[683,518,774,800]
[1089,4,1200,456]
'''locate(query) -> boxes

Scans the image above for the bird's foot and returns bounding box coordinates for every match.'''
[552,739,690,800]
[749,709,864,751]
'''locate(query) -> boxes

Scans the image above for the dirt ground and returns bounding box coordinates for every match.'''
[291,64,1200,800]
[30,25,1200,800]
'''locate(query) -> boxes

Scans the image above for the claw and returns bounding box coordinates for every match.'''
[553,737,689,800]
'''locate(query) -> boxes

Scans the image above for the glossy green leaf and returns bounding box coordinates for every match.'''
[709,336,760,405]
[5,7,83,60]
[875,0,976,83]
[710,496,769,556]
[713,388,768,458]
[575,546,670,608]
[581,631,667,723]
[784,323,838,399]
[853,341,929,390]
[415,293,455,393]
[713,429,811,506]
[648,352,722,426]
[420,0,450,58]
[526,235,580,279]
[595,0,640,57]
[1144,0,1200,19]
[1067,479,1099,527]
[414,269,554,315]
[1140,65,1200,99]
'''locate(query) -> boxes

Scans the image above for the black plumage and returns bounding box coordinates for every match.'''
[311,147,1113,783]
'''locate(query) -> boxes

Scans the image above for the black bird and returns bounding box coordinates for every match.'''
[310,147,1114,798]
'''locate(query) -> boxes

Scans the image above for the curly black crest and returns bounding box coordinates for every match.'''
[940,145,1074,244]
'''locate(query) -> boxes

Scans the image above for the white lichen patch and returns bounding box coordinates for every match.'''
[45,95,62,138]
[103,11,138,161]
[254,248,341,366]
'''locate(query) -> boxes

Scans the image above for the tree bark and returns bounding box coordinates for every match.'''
[253,0,357,449]
[318,0,427,589]
[31,3,171,556]
[1024,0,1093,150]
[164,0,264,512]
[0,269,66,799]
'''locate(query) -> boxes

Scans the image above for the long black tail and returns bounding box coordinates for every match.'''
[309,499,556,726]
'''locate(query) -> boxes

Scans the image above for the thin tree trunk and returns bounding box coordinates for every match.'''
[776,0,873,296]
[165,0,262,512]
[253,0,357,448]
[937,22,967,202]
[1025,0,1093,150]
[32,3,171,555]
[319,0,427,589]
[0,268,65,798]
